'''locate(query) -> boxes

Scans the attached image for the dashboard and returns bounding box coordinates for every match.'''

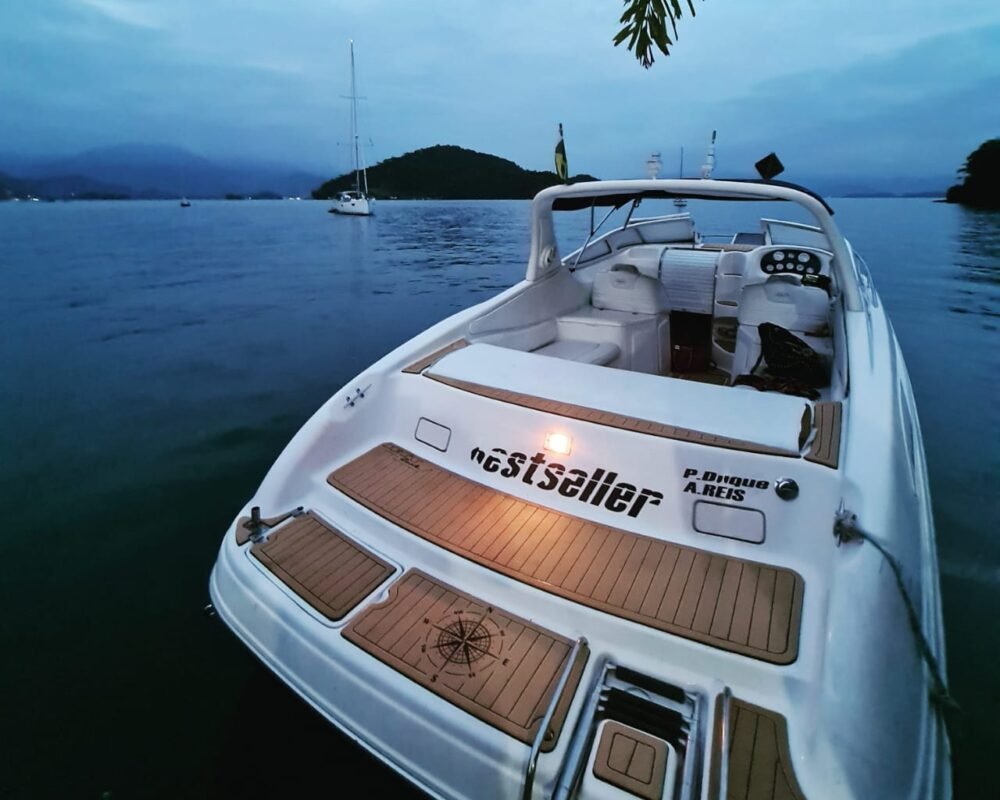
[759,248,823,276]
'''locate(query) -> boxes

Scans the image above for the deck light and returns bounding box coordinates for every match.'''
[544,432,572,456]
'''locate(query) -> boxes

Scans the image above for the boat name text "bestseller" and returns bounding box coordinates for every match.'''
[470,446,663,518]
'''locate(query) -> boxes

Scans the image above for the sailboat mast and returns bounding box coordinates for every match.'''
[679,147,684,178]
[349,40,361,195]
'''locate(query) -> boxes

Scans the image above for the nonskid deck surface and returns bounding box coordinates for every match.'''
[244,512,395,621]
[804,401,841,469]
[711,698,807,800]
[343,569,588,751]
[328,444,804,664]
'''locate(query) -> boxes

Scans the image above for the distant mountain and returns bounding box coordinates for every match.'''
[312,145,598,200]
[0,170,128,200]
[0,171,29,199]
[0,143,325,199]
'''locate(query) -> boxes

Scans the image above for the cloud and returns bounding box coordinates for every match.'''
[1,0,999,180]
[77,0,164,30]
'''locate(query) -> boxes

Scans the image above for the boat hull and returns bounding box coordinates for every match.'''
[330,197,374,216]
[209,181,950,799]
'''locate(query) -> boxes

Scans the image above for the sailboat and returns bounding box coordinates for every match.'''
[329,40,374,216]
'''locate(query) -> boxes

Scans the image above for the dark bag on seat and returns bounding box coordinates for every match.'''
[754,322,829,387]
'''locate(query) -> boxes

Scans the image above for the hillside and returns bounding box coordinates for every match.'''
[312,145,598,200]
[946,139,1000,209]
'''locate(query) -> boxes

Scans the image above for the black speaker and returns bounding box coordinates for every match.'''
[755,152,785,181]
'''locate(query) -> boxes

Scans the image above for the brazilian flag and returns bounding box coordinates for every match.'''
[554,123,568,182]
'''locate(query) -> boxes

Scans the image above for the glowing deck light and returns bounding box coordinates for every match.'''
[544,432,572,456]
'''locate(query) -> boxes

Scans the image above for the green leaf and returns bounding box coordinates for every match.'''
[615,0,705,68]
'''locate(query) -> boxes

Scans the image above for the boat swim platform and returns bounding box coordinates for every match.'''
[710,697,807,800]
[328,444,804,665]
[401,340,842,468]
[239,511,395,621]
[343,569,588,751]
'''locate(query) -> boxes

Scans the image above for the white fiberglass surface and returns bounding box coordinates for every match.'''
[431,342,810,452]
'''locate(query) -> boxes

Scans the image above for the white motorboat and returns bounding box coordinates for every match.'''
[210,178,951,800]
[329,40,374,217]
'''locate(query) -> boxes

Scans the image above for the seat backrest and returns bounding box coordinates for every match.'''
[714,251,748,317]
[737,276,830,334]
[592,264,669,314]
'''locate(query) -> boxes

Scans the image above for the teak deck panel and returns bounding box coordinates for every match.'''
[804,401,842,469]
[710,697,807,800]
[593,721,669,800]
[401,339,468,374]
[424,373,800,459]
[248,512,394,621]
[343,569,588,751]
[328,444,804,664]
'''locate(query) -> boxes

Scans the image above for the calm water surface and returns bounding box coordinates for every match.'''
[1,198,997,798]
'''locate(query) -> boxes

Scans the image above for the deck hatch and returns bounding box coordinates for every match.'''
[328,444,804,664]
[249,512,394,621]
[693,501,766,544]
[414,417,451,452]
[593,721,670,800]
[343,569,588,751]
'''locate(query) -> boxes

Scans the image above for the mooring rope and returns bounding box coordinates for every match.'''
[834,511,958,715]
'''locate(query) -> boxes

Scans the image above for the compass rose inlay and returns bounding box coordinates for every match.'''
[434,617,493,666]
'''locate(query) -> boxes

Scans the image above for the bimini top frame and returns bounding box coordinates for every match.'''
[527,179,861,311]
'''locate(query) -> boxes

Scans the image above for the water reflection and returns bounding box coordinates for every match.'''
[952,209,1000,327]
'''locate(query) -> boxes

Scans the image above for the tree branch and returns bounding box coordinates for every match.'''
[615,0,701,68]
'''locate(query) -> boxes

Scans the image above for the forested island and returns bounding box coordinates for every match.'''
[946,139,999,209]
[311,145,597,201]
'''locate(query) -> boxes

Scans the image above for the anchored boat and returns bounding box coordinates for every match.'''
[209,178,951,799]
[329,40,374,217]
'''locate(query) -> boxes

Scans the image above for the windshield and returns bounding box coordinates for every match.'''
[553,196,824,263]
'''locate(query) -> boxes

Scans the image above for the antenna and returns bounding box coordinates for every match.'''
[699,130,717,179]
[645,151,662,179]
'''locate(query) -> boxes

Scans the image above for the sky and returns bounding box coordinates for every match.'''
[1,0,998,183]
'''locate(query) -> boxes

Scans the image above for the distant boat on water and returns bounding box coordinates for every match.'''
[180,197,191,207]
[330,40,374,217]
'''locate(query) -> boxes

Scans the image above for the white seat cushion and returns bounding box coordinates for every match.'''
[532,339,620,365]
[738,278,830,333]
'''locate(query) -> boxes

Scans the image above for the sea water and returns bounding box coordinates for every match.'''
[1,198,996,798]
